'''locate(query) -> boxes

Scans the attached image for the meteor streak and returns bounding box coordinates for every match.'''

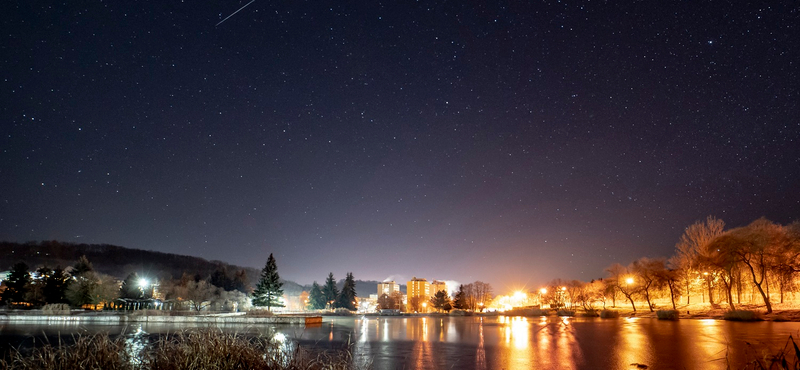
[215,0,255,27]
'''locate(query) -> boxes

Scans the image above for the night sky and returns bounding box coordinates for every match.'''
[2,1,798,291]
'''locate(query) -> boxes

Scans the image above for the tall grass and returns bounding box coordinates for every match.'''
[245,309,275,317]
[556,309,575,317]
[600,309,620,318]
[656,310,680,320]
[737,335,800,369]
[1,333,131,370]
[723,310,763,321]
[1,329,368,370]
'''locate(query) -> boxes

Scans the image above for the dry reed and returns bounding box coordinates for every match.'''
[1,329,368,370]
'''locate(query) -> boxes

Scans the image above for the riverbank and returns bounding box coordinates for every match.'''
[0,311,322,326]
[537,302,800,321]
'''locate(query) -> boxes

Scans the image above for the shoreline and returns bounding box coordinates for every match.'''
[3,305,800,323]
[0,311,322,325]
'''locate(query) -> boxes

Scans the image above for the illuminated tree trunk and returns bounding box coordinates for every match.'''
[744,257,773,313]
[625,293,636,312]
[685,280,691,305]
[706,276,714,305]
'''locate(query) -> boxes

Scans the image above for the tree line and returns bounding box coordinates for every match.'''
[306,272,358,311]
[0,252,287,312]
[538,217,800,314]
[0,241,261,287]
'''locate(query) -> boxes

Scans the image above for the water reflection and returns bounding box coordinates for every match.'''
[123,324,148,367]
[618,317,650,367]
[499,316,532,368]
[4,316,800,369]
[475,318,486,370]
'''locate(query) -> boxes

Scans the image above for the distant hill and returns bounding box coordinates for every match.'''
[0,241,303,295]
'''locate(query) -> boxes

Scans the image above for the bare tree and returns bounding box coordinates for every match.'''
[576,279,605,311]
[658,262,682,310]
[185,280,219,311]
[606,263,639,312]
[699,236,739,311]
[675,216,725,305]
[473,281,492,311]
[565,280,583,309]
[712,218,786,313]
[377,293,396,310]
[408,295,425,313]
[774,221,800,303]
[631,257,666,312]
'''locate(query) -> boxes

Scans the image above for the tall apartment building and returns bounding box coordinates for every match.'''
[377,281,400,296]
[430,280,448,296]
[406,277,431,312]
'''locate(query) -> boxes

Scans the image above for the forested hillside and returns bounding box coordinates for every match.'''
[0,241,298,291]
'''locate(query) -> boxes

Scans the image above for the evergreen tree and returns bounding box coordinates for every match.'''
[1,262,31,306]
[452,284,467,309]
[337,272,357,310]
[322,272,339,309]
[43,266,71,304]
[308,281,326,309]
[25,266,50,306]
[72,255,93,275]
[210,268,233,291]
[233,269,249,293]
[251,253,284,310]
[120,272,147,299]
[430,290,452,312]
[66,270,99,308]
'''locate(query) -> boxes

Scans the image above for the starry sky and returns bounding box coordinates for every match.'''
[2,1,798,292]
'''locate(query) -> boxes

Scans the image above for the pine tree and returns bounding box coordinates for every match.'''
[430,290,452,312]
[1,262,31,306]
[66,270,99,308]
[308,281,326,309]
[120,272,146,299]
[72,255,93,275]
[44,266,71,304]
[337,272,358,310]
[452,284,467,309]
[233,269,249,293]
[322,272,339,309]
[252,253,284,310]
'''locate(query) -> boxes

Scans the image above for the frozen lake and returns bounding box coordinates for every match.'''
[3,315,799,369]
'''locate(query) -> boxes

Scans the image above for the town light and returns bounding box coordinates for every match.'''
[138,278,149,288]
[540,288,547,295]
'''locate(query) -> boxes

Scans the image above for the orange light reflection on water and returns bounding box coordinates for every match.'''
[497,316,534,368]
[476,318,486,370]
[618,317,650,367]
